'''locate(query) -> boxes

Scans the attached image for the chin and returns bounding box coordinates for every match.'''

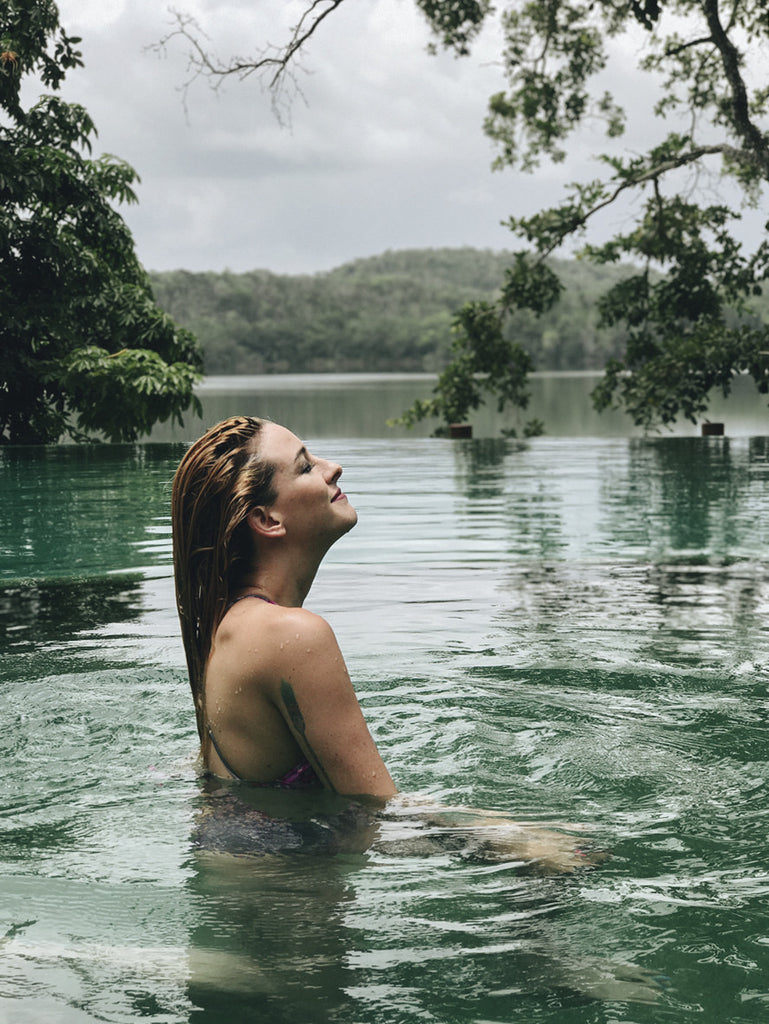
[340,506,358,533]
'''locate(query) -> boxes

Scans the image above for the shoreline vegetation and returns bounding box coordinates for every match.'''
[147,248,644,377]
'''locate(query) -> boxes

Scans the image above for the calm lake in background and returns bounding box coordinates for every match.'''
[1,373,769,1023]
[149,371,769,440]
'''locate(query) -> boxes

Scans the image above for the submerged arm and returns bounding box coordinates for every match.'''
[379,794,604,873]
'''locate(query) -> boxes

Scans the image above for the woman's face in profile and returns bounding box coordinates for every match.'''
[257,422,358,541]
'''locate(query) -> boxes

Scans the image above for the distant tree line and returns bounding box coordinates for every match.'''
[150,248,645,375]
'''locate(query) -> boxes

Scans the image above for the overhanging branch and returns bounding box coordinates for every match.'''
[151,1,347,118]
[537,143,737,258]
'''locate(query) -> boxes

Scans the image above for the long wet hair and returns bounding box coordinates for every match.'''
[171,416,277,739]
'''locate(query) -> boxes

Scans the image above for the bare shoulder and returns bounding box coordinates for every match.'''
[216,600,339,661]
[226,600,333,633]
[274,606,337,641]
[263,606,342,668]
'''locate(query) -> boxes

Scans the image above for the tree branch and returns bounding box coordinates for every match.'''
[701,0,769,177]
[537,143,736,258]
[662,35,714,58]
[151,1,347,119]
[261,0,347,88]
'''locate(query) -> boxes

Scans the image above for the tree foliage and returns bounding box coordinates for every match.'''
[0,0,203,443]
[410,0,769,432]
[165,0,769,433]
[389,296,544,437]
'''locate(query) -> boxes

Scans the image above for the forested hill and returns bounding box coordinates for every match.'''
[149,248,638,375]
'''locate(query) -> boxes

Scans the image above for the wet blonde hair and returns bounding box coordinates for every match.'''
[171,415,277,739]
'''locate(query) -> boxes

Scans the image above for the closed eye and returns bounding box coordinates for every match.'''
[294,444,313,474]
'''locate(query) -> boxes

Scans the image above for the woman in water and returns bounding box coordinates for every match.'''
[172,414,395,798]
[172,415,598,869]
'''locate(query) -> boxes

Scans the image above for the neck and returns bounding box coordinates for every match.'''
[241,543,327,608]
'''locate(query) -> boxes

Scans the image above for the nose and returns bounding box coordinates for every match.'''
[324,458,342,483]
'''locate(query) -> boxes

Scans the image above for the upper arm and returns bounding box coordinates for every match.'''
[269,611,397,800]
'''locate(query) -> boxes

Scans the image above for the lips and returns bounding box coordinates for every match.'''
[331,489,346,502]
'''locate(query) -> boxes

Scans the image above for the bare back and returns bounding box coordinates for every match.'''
[203,596,397,799]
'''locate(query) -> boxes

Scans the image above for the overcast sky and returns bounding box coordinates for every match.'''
[49,0,760,276]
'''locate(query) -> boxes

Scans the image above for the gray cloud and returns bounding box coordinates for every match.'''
[51,0,764,274]
[45,1,545,271]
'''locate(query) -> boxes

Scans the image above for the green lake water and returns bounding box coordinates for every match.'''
[1,377,769,1023]
[148,371,769,440]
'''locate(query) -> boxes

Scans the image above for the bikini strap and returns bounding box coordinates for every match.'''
[206,725,243,780]
[226,592,276,611]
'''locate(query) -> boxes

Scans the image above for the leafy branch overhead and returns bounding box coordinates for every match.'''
[1,1,203,444]
[164,0,769,433]
[422,0,769,432]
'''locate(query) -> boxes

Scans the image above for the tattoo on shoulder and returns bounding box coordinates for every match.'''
[280,681,306,737]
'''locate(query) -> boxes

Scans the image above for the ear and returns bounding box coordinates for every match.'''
[247,506,286,539]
